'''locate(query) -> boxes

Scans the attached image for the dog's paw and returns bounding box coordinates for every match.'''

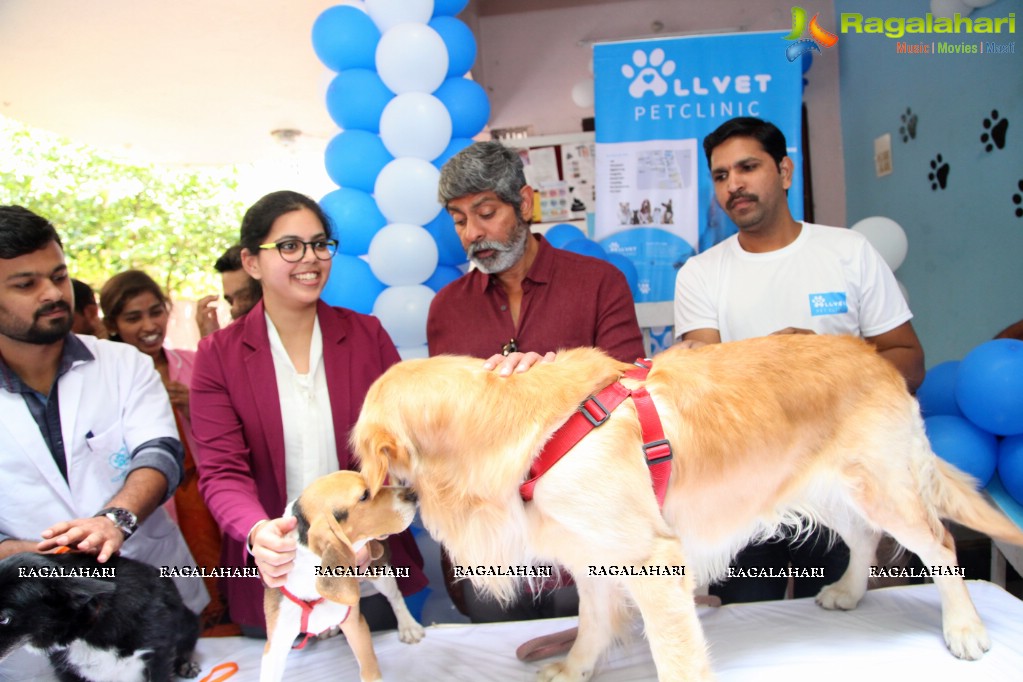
[176,660,202,678]
[397,618,425,644]
[814,583,862,611]
[945,618,991,660]
[537,661,593,682]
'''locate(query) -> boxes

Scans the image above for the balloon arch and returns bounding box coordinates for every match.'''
[311,0,486,359]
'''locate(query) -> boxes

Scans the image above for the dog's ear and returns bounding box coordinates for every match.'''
[60,576,117,610]
[358,429,403,495]
[309,518,361,606]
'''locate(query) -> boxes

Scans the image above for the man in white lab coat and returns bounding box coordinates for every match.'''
[0,205,207,615]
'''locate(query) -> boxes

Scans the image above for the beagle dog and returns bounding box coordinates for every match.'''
[260,470,424,682]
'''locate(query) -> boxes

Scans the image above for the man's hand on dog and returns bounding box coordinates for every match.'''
[483,351,556,377]
[252,516,372,587]
[38,516,125,562]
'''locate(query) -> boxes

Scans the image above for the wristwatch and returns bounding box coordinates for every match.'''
[95,507,139,539]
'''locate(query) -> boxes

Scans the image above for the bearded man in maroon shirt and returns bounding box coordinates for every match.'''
[427,140,645,623]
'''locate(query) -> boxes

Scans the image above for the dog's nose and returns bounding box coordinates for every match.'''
[401,488,418,504]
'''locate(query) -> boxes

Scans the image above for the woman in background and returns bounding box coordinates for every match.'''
[100,269,231,633]
[188,191,429,635]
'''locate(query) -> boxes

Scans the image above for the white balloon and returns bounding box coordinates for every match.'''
[398,345,430,360]
[373,284,435,347]
[851,216,909,272]
[365,0,432,32]
[380,93,452,161]
[571,79,594,109]
[961,0,995,7]
[930,0,972,19]
[376,23,448,94]
[368,223,440,286]
[374,157,443,225]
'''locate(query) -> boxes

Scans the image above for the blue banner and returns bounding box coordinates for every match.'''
[594,31,804,302]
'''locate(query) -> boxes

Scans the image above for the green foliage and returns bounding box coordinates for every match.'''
[0,116,245,299]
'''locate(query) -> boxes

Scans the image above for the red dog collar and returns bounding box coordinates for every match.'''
[520,359,673,507]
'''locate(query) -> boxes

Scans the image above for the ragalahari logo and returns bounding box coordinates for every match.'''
[784,6,839,61]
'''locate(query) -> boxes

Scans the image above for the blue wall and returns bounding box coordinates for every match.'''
[836,0,1022,366]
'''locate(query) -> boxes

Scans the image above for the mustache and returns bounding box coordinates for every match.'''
[35,301,71,319]
[468,240,512,258]
[727,192,758,210]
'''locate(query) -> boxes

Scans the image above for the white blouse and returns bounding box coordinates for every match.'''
[265,312,339,503]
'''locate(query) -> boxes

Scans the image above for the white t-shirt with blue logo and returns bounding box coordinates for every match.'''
[673,222,912,343]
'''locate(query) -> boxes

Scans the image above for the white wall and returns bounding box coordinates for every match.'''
[467,0,846,227]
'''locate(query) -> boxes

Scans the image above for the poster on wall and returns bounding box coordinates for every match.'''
[594,31,803,302]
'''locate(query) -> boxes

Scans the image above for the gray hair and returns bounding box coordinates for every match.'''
[437,141,527,207]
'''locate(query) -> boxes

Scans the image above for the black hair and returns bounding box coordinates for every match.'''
[702,117,788,169]
[213,244,245,273]
[0,205,63,259]
[239,191,333,254]
[71,279,97,314]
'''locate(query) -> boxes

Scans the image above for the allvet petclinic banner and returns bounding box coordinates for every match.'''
[594,31,803,302]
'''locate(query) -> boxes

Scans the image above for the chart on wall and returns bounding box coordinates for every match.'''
[594,31,803,302]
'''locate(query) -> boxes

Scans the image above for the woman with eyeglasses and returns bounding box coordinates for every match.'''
[99,269,229,633]
[188,190,428,636]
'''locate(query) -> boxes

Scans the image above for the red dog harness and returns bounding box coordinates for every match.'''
[279,586,349,650]
[520,359,673,506]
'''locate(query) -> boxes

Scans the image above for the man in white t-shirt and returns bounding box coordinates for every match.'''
[674,117,925,603]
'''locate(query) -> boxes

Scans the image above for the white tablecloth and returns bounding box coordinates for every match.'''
[5,581,1022,681]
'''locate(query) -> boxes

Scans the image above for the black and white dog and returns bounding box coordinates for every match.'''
[0,552,200,682]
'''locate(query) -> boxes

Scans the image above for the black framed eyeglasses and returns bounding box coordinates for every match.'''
[258,238,338,262]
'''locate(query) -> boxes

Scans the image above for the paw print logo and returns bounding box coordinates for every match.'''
[981,110,1009,152]
[638,280,652,295]
[621,48,675,98]
[928,154,950,191]
[1013,179,1023,219]
[812,295,826,308]
[899,108,917,142]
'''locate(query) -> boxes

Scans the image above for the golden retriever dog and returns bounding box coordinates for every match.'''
[261,471,423,682]
[353,334,1023,681]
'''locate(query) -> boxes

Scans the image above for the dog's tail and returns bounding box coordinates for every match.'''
[932,457,1023,547]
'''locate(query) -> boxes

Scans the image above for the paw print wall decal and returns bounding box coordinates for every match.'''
[981,110,1009,152]
[1013,180,1023,219]
[900,108,917,142]
[928,154,950,191]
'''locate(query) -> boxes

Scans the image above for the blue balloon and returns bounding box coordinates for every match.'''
[424,265,464,293]
[543,223,587,249]
[325,69,394,133]
[998,435,1023,505]
[433,137,473,169]
[321,254,386,315]
[434,77,490,139]
[311,6,381,72]
[423,210,467,266]
[324,130,394,194]
[917,361,963,418]
[428,16,477,77]
[561,238,607,260]
[925,415,999,487]
[606,252,639,297]
[432,0,469,16]
[955,339,1023,436]
[319,188,386,256]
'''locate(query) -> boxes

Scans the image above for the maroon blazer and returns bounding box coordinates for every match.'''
[191,300,427,628]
